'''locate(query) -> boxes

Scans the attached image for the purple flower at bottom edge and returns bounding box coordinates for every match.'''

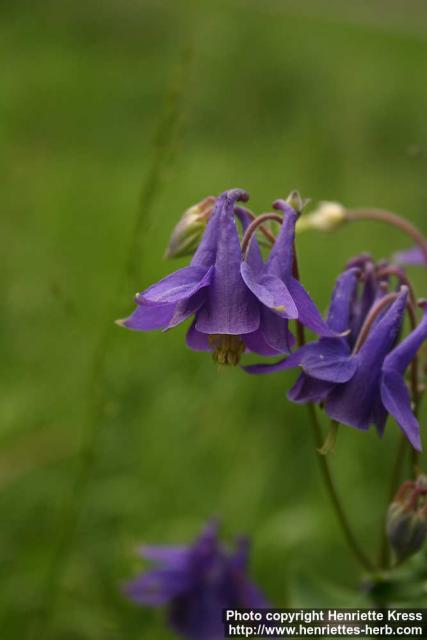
[394,246,426,267]
[245,259,427,451]
[118,188,334,365]
[124,521,269,640]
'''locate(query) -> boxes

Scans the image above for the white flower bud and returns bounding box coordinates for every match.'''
[297,201,347,233]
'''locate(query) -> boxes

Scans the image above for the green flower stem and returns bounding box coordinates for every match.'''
[306,403,375,572]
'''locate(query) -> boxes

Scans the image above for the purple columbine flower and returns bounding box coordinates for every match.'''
[246,257,427,450]
[394,246,426,266]
[124,521,269,640]
[118,189,333,365]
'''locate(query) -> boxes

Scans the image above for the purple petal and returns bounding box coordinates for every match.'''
[288,372,335,404]
[138,545,190,567]
[191,189,247,268]
[372,393,388,437]
[241,261,298,318]
[229,540,270,607]
[191,199,221,268]
[230,537,250,571]
[289,338,356,383]
[326,268,359,334]
[394,246,426,266]
[243,358,289,375]
[166,287,208,329]
[267,202,297,280]
[124,568,190,606]
[186,322,211,351]
[243,328,281,356]
[259,306,295,353]
[380,303,427,451]
[238,581,270,608]
[196,194,260,335]
[119,301,175,330]
[381,370,422,451]
[190,520,221,572]
[382,302,427,375]
[141,265,213,304]
[326,289,408,430]
[287,278,336,337]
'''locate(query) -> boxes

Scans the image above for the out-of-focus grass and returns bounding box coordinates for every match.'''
[1,1,427,638]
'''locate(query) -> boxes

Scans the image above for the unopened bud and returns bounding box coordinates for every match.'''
[165,196,216,259]
[286,190,310,214]
[297,201,347,233]
[386,475,427,562]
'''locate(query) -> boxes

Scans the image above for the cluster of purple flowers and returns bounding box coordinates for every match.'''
[119,188,427,637]
[246,255,427,452]
[120,188,426,450]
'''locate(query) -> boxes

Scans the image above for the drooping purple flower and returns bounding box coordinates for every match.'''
[394,246,426,267]
[246,257,426,450]
[124,521,269,640]
[118,189,333,365]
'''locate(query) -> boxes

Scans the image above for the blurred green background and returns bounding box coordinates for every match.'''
[2,0,427,637]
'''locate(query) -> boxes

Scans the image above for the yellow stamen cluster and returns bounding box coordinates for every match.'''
[208,334,245,366]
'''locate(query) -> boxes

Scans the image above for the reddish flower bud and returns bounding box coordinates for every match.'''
[386,475,427,562]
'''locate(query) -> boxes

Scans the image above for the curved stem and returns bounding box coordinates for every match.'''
[241,213,283,259]
[292,247,375,572]
[346,208,427,266]
[238,207,277,246]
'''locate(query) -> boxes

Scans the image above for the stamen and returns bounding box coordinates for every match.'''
[208,334,245,366]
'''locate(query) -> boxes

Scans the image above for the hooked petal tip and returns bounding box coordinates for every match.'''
[225,188,249,204]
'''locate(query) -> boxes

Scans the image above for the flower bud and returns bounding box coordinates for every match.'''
[165,196,216,259]
[386,475,427,562]
[296,201,347,233]
[286,190,310,214]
